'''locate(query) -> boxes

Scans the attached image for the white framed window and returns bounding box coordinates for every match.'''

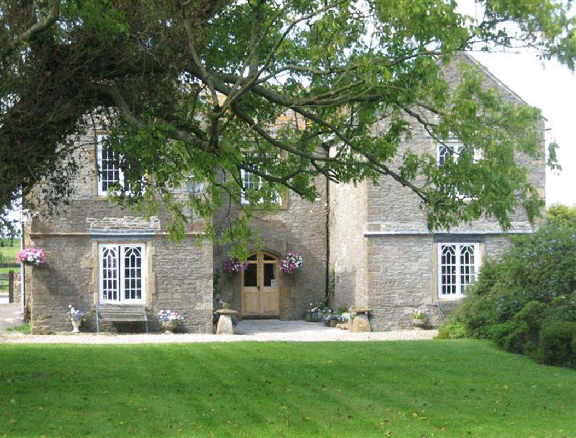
[437,136,480,200]
[240,167,281,206]
[240,168,260,205]
[97,134,128,196]
[437,136,463,166]
[99,243,146,304]
[438,243,480,300]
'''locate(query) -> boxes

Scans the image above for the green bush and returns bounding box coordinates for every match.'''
[447,205,576,367]
[488,320,527,354]
[539,321,576,367]
[436,321,466,339]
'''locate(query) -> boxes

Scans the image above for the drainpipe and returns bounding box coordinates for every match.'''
[19,198,25,322]
[322,143,331,304]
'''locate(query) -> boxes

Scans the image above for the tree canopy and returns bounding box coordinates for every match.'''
[1,0,574,243]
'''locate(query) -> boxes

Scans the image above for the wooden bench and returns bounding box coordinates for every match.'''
[96,304,149,333]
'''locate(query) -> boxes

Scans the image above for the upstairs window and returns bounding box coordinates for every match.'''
[240,167,281,206]
[438,243,480,300]
[240,168,261,205]
[437,136,479,199]
[97,135,128,196]
[437,136,463,166]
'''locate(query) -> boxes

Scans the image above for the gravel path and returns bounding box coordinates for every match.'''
[0,318,438,344]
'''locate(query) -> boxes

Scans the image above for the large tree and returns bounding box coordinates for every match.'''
[1,0,574,247]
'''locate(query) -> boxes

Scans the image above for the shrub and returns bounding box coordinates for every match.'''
[437,321,466,339]
[538,321,576,367]
[448,205,576,367]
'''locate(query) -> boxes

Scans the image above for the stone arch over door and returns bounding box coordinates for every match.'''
[241,251,280,317]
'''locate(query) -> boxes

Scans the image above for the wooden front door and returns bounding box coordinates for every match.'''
[242,252,279,317]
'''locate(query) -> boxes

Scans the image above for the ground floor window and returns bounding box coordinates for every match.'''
[438,243,479,299]
[99,243,145,303]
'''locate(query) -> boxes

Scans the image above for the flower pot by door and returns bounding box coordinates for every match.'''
[162,320,180,333]
[71,319,81,333]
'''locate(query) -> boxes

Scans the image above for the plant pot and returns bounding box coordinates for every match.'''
[162,320,180,333]
[71,318,81,333]
[305,311,321,322]
[412,318,427,328]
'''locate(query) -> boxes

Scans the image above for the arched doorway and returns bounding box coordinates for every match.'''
[241,251,280,317]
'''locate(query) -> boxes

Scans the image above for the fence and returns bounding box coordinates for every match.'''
[0,271,15,303]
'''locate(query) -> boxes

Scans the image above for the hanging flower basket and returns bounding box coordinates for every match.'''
[280,251,303,274]
[16,248,46,266]
[225,258,249,274]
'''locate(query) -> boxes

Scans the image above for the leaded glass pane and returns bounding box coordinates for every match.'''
[101,246,118,301]
[244,263,257,287]
[459,245,475,294]
[123,246,142,300]
[441,245,457,296]
[264,263,276,287]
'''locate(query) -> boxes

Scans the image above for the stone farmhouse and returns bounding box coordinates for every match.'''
[22,55,545,334]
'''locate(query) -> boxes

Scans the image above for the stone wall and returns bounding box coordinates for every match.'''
[328,55,546,330]
[214,177,328,320]
[26,123,214,334]
[329,179,369,309]
[150,237,213,333]
[25,232,213,334]
[366,235,435,331]
[26,236,94,334]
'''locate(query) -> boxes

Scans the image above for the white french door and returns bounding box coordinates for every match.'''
[99,244,145,303]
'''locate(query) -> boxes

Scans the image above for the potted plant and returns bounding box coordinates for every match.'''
[306,300,327,322]
[68,305,86,333]
[412,308,429,328]
[17,248,46,266]
[158,310,184,333]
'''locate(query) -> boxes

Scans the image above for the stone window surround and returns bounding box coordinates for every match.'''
[89,239,155,307]
[99,242,147,304]
[434,235,484,302]
[240,167,286,208]
[96,134,128,197]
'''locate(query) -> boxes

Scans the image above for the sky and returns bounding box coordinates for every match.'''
[472,51,576,207]
[456,0,576,207]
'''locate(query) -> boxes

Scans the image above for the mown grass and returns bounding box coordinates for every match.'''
[0,340,575,437]
[0,239,20,293]
[0,238,19,264]
[5,323,30,334]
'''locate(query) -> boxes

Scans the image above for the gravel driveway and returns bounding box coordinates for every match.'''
[0,317,438,344]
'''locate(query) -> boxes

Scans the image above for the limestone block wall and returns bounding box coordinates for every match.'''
[329,179,369,309]
[152,237,213,333]
[366,235,435,331]
[214,177,328,320]
[25,236,94,334]
[26,122,214,333]
[26,232,213,334]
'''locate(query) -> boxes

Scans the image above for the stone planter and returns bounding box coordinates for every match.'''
[350,308,372,332]
[70,318,81,333]
[216,309,238,335]
[412,318,428,328]
[161,320,181,333]
[305,311,321,322]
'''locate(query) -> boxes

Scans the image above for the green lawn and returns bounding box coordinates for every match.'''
[0,239,20,292]
[0,340,574,437]
[0,238,20,264]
